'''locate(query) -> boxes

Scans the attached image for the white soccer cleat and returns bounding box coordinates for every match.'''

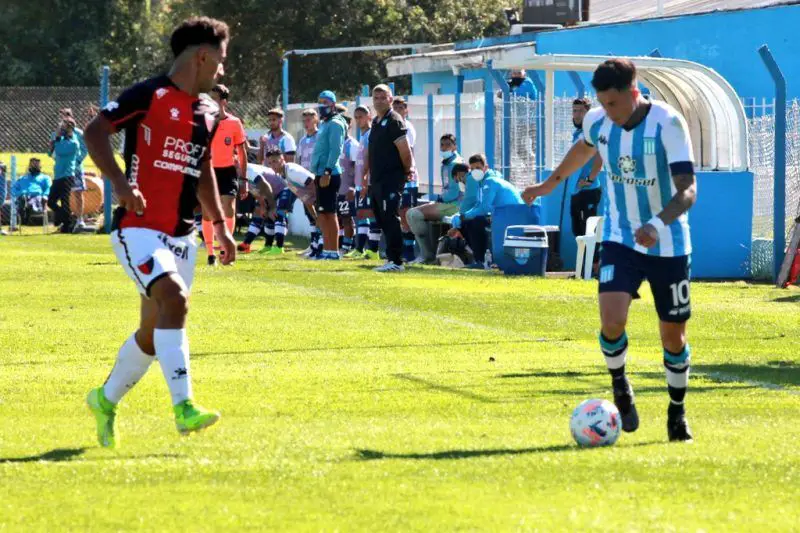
[374,262,405,273]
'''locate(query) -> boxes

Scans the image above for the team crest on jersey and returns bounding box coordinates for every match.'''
[618,155,637,175]
[644,137,656,155]
[170,108,180,121]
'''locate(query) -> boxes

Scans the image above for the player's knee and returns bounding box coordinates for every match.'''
[601,316,627,339]
[661,323,687,353]
[152,279,189,317]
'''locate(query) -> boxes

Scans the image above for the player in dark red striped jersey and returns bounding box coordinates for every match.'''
[83,16,234,448]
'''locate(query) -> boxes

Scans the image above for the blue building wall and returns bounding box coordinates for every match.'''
[411,3,800,100]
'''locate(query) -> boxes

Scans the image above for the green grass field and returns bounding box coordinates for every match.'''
[1,235,799,531]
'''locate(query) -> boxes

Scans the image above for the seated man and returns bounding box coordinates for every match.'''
[450,153,524,265]
[406,133,465,264]
[265,147,320,255]
[12,158,52,225]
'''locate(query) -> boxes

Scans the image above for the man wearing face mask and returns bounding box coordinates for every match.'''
[48,117,86,233]
[405,133,464,263]
[508,69,537,100]
[569,97,603,238]
[449,153,524,265]
[12,158,52,224]
[310,90,347,260]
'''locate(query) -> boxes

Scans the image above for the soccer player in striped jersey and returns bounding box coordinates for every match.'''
[258,108,297,164]
[524,58,697,442]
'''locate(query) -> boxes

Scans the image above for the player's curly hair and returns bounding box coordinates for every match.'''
[264,146,283,159]
[591,58,637,92]
[171,17,230,58]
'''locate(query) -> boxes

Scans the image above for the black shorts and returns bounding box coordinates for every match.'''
[598,241,692,323]
[401,186,419,209]
[214,166,239,197]
[277,188,295,213]
[314,174,341,214]
[356,190,372,211]
[337,194,356,217]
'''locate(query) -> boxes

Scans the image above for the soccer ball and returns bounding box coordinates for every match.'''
[570,399,621,447]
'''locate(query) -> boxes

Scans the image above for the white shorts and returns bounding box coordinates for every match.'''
[111,227,198,297]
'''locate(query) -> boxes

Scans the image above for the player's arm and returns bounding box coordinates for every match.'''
[84,114,144,214]
[197,158,236,264]
[360,150,370,200]
[258,136,266,165]
[395,137,415,180]
[635,112,697,248]
[523,140,597,203]
[255,178,277,219]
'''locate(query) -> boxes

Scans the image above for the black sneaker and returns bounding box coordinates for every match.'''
[667,407,693,442]
[613,379,640,433]
[207,255,217,266]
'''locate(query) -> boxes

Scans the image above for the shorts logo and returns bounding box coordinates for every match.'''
[157,234,189,260]
[599,265,615,284]
[137,256,155,275]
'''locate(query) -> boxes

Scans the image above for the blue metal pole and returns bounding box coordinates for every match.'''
[100,65,112,234]
[486,60,511,180]
[484,89,495,168]
[455,74,464,154]
[427,93,435,200]
[529,73,546,184]
[389,82,396,95]
[568,71,585,97]
[282,58,289,112]
[362,85,370,97]
[759,44,787,281]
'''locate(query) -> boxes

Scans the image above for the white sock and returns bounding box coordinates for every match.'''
[103,333,154,404]
[154,329,192,406]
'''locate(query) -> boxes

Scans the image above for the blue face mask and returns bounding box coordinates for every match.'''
[440,150,454,160]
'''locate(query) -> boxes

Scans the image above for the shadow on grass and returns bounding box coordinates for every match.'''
[0,447,87,463]
[695,363,800,388]
[0,448,183,464]
[771,294,800,304]
[192,338,558,359]
[355,440,662,461]
[393,373,497,403]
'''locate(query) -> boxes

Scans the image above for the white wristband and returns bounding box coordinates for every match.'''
[647,216,666,232]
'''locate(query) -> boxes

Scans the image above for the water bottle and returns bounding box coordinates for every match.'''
[484,248,493,270]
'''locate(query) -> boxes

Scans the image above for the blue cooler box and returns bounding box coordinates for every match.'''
[491,203,542,264]
[499,225,548,276]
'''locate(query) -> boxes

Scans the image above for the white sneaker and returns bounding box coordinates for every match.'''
[72,220,86,233]
[406,257,426,265]
[374,262,405,273]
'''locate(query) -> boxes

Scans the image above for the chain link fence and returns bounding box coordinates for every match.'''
[0,86,115,234]
[744,97,800,279]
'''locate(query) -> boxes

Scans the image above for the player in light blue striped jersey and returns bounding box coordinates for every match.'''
[524,58,697,442]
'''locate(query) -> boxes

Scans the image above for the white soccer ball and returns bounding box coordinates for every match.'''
[570,398,621,447]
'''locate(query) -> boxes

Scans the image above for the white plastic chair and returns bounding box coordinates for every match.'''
[575,216,603,280]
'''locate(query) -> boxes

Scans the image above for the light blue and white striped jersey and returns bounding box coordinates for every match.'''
[582,100,694,258]
[261,130,297,160]
[297,132,318,172]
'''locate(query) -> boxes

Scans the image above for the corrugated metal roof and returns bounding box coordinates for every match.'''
[589,0,792,23]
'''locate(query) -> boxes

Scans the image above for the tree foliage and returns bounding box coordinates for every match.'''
[0,0,519,100]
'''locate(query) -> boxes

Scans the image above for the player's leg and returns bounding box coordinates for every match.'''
[87,295,158,449]
[347,188,369,257]
[364,195,382,259]
[149,272,219,434]
[597,242,645,433]
[304,202,322,258]
[338,192,355,253]
[220,194,237,261]
[649,254,693,442]
[400,187,418,262]
[406,202,442,264]
[315,175,341,259]
[201,211,216,265]
[70,175,85,231]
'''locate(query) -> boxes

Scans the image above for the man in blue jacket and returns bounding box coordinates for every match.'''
[310,90,347,259]
[406,133,465,263]
[12,158,51,224]
[48,117,86,232]
[450,153,524,264]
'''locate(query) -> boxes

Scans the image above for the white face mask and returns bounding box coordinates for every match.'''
[458,182,466,192]
[440,150,454,160]
[470,169,486,182]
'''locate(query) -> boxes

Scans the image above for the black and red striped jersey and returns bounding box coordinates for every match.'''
[101,75,217,236]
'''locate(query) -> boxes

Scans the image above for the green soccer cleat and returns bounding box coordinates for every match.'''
[174,400,220,435]
[266,246,284,256]
[363,249,380,260]
[86,387,118,449]
[257,246,273,254]
[344,249,364,259]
